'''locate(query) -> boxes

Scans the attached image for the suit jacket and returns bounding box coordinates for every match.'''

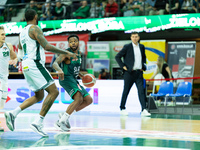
[115,43,147,73]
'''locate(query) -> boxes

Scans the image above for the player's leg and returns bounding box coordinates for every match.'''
[30,83,58,137]
[75,86,93,112]
[4,90,44,132]
[55,91,83,131]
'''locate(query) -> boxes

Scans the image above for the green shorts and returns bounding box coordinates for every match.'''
[59,75,89,98]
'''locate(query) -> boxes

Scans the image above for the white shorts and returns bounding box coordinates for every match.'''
[22,59,54,92]
[0,76,8,100]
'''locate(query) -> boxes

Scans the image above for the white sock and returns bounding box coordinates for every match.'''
[59,112,70,123]
[12,107,22,118]
[33,115,44,125]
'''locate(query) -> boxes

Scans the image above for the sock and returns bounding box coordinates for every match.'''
[12,107,22,118]
[59,112,70,123]
[33,115,44,125]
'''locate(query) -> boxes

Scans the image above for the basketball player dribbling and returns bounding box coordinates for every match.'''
[53,34,93,131]
[0,26,18,132]
[4,9,77,137]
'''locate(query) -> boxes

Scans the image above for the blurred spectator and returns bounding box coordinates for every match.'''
[3,0,20,22]
[133,0,145,16]
[100,1,107,17]
[52,1,66,20]
[165,0,179,14]
[120,0,126,16]
[104,0,118,17]
[180,0,195,13]
[193,0,200,12]
[98,69,111,79]
[21,0,38,21]
[122,0,135,16]
[73,0,90,19]
[40,2,54,20]
[90,2,102,18]
[145,0,156,15]
[149,0,166,15]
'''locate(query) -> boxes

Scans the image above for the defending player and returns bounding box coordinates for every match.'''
[0,26,18,131]
[4,9,77,137]
[53,34,93,131]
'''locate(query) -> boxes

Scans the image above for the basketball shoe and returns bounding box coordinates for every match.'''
[141,109,151,117]
[120,109,128,116]
[58,113,71,129]
[4,111,15,131]
[30,123,48,137]
[54,120,70,132]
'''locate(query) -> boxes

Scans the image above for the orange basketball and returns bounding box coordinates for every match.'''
[82,74,96,88]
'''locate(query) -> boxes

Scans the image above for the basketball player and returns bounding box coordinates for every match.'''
[4,9,77,137]
[0,26,18,132]
[53,34,93,131]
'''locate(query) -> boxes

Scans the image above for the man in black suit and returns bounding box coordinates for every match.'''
[115,32,151,117]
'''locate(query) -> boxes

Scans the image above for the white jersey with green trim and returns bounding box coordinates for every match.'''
[0,43,10,78]
[19,24,45,63]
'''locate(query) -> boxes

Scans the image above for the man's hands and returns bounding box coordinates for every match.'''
[57,69,64,81]
[123,66,127,71]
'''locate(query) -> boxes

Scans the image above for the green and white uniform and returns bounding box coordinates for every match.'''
[19,24,54,92]
[59,48,89,98]
[0,43,10,100]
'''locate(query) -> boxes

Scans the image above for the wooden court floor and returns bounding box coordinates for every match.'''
[0,111,200,150]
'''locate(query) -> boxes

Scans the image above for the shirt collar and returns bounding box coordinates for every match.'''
[132,42,139,47]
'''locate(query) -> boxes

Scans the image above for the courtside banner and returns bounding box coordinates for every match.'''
[168,41,196,84]
[87,42,110,77]
[5,34,89,63]
[109,40,166,79]
[3,80,141,113]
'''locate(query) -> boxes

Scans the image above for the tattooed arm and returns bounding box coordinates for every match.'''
[29,25,77,59]
[53,54,66,80]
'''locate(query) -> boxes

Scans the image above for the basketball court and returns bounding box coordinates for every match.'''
[1,110,200,150]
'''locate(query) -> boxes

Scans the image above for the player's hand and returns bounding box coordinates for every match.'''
[9,59,18,67]
[58,70,64,81]
[68,52,77,59]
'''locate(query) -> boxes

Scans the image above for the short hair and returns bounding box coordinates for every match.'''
[25,9,37,22]
[131,32,139,36]
[68,34,79,41]
[0,26,4,30]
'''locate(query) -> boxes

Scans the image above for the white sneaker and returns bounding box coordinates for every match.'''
[141,109,151,117]
[4,111,15,131]
[54,120,70,132]
[30,123,48,137]
[120,109,128,116]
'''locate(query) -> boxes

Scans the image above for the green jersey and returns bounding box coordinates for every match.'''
[61,48,81,78]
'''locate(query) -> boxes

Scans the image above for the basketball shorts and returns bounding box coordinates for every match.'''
[59,75,89,98]
[0,76,8,100]
[22,59,54,92]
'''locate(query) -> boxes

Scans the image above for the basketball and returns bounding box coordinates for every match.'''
[82,74,96,88]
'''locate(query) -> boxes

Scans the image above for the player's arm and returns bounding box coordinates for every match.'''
[17,38,24,62]
[52,54,66,80]
[7,43,18,66]
[29,25,77,58]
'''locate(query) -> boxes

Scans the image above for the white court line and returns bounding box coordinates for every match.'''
[11,146,190,150]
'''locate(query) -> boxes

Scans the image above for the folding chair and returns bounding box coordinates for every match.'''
[167,82,192,114]
[148,81,174,113]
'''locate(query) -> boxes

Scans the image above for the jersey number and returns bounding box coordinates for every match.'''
[3,51,9,57]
